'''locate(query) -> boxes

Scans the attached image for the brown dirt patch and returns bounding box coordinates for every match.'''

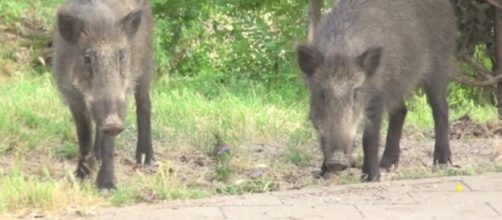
[449,115,502,139]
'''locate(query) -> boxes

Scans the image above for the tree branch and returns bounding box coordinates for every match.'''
[461,56,495,80]
[485,0,502,10]
[308,0,322,42]
[451,73,502,87]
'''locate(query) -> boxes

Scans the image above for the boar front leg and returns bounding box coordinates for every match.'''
[380,99,407,170]
[69,95,94,179]
[95,134,117,190]
[361,95,384,182]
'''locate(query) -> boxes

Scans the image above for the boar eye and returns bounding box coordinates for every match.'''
[118,50,126,63]
[83,54,92,66]
[82,54,93,77]
[319,90,326,100]
[353,87,362,101]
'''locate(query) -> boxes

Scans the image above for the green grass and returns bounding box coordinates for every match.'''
[0,167,100,213]
[287,148,310,167]
[0,72,311,213]
[107,162,211,207]
[337,173,361,185]
[145,76,310,158]
[1,72,498,214]
[0,0,62,24]
[394,165,497,181]
[406,93,498,130]
[0,71,309,154]
[215,177,278,195]
[497,164,502,172]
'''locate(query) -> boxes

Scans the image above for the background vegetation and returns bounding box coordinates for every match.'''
[0,0,500,216]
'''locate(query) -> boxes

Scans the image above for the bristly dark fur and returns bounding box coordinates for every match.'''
[52,0,154,190]
[297,0,456,181]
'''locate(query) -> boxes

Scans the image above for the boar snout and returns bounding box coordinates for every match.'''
[102,114,124,136]
[323,151,351,173]
[92,98,126,136]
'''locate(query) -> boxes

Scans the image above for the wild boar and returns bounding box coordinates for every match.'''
[297,0,456,181]
[53,0,154,190]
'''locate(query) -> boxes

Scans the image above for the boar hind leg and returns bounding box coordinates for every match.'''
[134,83,154,165]
[380,100,407,170]
[425,64,452,165]
[69,97,94,179]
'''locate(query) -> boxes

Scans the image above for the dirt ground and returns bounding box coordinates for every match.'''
[3,116,501,194]
[148,116,502,191]
[0,103,501,219]
[65,173,502,220]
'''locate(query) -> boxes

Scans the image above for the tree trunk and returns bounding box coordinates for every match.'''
[308,0,323,42]
[495,6,502,119]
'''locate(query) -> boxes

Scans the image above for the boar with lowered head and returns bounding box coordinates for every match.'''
[53,0,154,190]
[297,0,456,181]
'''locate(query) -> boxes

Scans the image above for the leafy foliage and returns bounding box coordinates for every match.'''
[152,0,309,88]
[150,0,499,108]
[451,0,494,58]
[450,0,498,109]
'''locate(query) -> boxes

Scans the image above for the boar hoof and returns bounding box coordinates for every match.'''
[97,179,116,191]
[75,165,90,179]
[136,159,154,167]
[135,160,160,174]
[136,153,155,166]
[75,157,96,179]
[361,173,380,182]
[318,163,333,179]
[361,167,380,182]
[379,156,399,171]
[433,151,452,165]
[99,188,116,196]
[97,172,116,190]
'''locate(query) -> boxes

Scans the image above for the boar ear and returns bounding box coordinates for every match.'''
[120,10,143,39]
[297,44,324,77]
[356,47,383,78]
[57,12,85,44]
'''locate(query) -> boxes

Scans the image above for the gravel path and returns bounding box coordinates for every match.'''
[62,173,502,220]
